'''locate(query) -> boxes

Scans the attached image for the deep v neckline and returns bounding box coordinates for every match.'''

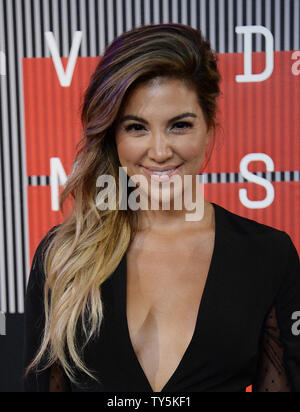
[120,202,220,392]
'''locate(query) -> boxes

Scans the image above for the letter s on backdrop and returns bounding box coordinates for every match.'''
[239,153,275,209]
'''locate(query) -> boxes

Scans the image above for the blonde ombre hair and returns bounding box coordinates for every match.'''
[25,23,221,384]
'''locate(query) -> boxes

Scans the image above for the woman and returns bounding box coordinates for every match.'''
[23,23,300,392]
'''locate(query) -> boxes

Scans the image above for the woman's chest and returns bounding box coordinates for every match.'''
[126,227,215,332]
[125,231,215,391]
[126,242,214,326]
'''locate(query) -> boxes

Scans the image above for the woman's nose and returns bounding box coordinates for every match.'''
[148,131,173,162]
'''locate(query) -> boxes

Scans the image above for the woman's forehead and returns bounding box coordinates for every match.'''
[121,78,199,112]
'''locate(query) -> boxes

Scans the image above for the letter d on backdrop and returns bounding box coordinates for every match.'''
[236,26,274,83]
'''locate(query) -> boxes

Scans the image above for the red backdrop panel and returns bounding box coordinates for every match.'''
[210,51,300,173]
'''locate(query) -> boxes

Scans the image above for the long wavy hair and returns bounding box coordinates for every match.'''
[25,23,221,384]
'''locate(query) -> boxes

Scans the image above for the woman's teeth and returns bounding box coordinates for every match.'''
[140,165,182,181]
[152,169,175,175]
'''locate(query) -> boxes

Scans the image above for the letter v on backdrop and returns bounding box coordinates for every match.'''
[45,31,83,87]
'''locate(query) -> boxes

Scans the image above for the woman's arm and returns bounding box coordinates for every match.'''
[253,306,291,392]
[253,232,300,392]
[23,226,71,392]
[49,362,72,392]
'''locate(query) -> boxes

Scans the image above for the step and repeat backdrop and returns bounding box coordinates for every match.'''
[0,0,299,392]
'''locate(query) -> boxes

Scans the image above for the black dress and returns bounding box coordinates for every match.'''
[23,202,300,392]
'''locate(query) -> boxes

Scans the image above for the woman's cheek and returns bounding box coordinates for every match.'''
[116,139,136,165]
[175,138,206,161]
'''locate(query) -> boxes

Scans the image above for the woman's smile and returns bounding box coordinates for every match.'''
[139,163,184,182]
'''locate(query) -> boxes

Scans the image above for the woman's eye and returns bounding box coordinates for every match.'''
[172,121,193,130]
[124,121,193,133]
[124,123,145,132]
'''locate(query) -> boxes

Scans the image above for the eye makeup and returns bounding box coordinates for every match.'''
[123,121,194,133]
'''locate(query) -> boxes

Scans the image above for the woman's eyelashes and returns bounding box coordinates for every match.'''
[124,121,193,133]
[172,121,193,131]
[124,123,145,132]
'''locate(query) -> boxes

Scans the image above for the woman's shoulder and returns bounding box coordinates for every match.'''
[212,203,299,294]
[27,224,61,293]
[213,202,298,258]
[32,225,61,268]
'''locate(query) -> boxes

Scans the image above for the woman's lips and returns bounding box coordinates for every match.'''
[140,164,183,182]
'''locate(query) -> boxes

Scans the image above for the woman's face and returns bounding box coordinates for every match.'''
[114,76,211,207]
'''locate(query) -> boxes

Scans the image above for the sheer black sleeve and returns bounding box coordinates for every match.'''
[253,232,300,392]
[49,361,72,392]
[23,225,71,392]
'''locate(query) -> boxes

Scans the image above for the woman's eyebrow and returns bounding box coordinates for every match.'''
[119,112,197,125]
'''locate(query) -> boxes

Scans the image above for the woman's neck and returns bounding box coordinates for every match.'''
[136,199,213,233]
